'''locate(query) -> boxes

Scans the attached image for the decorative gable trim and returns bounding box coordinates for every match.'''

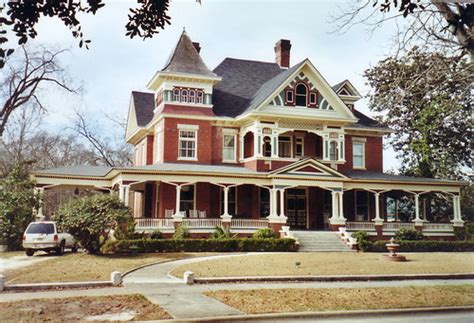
[269,157,348,178]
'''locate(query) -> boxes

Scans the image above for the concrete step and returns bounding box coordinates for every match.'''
[291,230,351,252]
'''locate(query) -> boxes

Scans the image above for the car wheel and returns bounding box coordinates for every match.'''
[71,244,78,253]
[55,241,65,255]
[25,249,34,257]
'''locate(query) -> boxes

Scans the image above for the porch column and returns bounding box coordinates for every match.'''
[118,185,125,202]
[329,190,346,228]
[34,187,45,219]
[270,188,278,218]
[330,191,338,221]
[373,192,383,221]
[221,186,232,221]
[452,195,464,227]
[271,135,278,158]
[279,189,286,218]
[413,194,422,222]
[174,185,183,218]
[123,185,130,207]
[338,191,345,220]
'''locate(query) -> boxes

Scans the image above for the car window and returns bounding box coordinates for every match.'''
[26,223,55,234]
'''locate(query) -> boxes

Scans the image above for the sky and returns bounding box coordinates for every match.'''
[12,0,401,170]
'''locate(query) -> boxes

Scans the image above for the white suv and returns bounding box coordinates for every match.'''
[23,221,77,256]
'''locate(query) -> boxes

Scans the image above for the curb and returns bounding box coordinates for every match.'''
[3,281,113,292]
[194,273,474,284]
[165,305,474,322]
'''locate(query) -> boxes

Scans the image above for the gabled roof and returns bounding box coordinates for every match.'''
[332,79,362,98]
[270,157,348,178]
[161,30,217,77]
[131,91,154,127]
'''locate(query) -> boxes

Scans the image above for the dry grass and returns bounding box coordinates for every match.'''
[0,294,170,321]
[206,285,474,314]
[0,251,24,259]
[5,252,201,284]
[171,252,474,278]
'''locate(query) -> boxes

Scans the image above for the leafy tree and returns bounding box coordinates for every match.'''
[0,163,39,250]
[364,47,472,179]
[54,194,133,254]
[461,184,474,223]
[0,0,200,68]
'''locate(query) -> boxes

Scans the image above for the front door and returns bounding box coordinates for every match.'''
[286,189,307,229]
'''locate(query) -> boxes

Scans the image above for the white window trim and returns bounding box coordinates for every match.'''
[177,124,199,130]
[278,135,293,158]
[154,126,162,163]
[222,133,237,163]
[178,129,198,161]
[295,136,304,158]
[352,141,366,169]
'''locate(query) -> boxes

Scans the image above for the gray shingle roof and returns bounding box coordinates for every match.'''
[161,31,217,77]
[129,163,263,175]
[344,170,461,184]
[132,91,154,127]
[32,166,113,177]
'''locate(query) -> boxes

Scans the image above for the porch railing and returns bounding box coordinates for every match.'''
[135,218,174,230]
[231,219,268,229]
[382,222,415,231]
[183,218,222,228]
[423,223,454,232]
[346,222,375,231]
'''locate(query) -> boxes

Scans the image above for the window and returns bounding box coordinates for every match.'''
[180,185,195,215]
[259,188,270,218]
[178,130,197,159]
[189,90,195,103]
[309,92,317,106]
[355,190,369,221]
[353,142,365,169]
[295,83,307,106]
[197,91,203,104]
[285,90,294,104]
[181,89,188,103]
[263,137,272,157]
[329,141,338,161]
[223,134,236,162]
[173,89,180,101]
[295,137,304,158]
[278,136,292,158]
[221,187,237,215]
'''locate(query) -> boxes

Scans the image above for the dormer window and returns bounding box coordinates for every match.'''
[181,89,188,103]
[197,91,203,104]
[173,89,180,101]
[295,83,307,106]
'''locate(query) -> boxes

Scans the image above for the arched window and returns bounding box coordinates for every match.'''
[295,83,307,107]
[329,141,338,161]
[196,91,204,104]
[189,90,196,103]
[173,89,180,101]
[263,137,272,157]
[181,89,188,103]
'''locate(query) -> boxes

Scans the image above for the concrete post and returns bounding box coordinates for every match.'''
[183,271,194,285]
[0,274,4,292]
[111,271,122,286]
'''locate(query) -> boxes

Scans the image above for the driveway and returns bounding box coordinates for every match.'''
[0,252,53,273]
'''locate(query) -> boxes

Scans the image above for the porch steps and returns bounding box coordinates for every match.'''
[291,231,353,252]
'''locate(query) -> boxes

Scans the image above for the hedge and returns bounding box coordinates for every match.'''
[365,240,474,252]
[103,238,298,253]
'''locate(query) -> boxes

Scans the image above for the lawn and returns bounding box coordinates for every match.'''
[0,294,170,321]
[206,285,474,314]
[5,252,203,284]
[0,251,24,259]
[171,252,474,278]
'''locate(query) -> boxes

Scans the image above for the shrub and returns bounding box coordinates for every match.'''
[351,231,370,251]
[0,164,39,250]
[173,225,190,240]
[252,228,276,239]
[455,223,474,241]
[394,228,423,241]
[54,194,133,254]
[365,240,474,252]
[212,226,236,239]
[149,230,163,240]
[102,238,298,254]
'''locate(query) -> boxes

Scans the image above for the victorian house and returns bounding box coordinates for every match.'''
[32,31,465,240]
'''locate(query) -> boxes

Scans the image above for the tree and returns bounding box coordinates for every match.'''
[333,1,473,59]
[0,163,39,250]
[0,46,77,137]
[55,194,133,254]
[0,0,200,68]
[364,47,472,179]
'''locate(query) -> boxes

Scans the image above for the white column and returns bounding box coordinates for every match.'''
[118,185,125,202]
[267,188,278,218]
[330,191,338,220]
[414,194,421,222]
[279,189,286,218]
[35,187,44,219]
[271,135,279,158]
[221,186,231,220]
[373,192,382,222]
[123,185,130,207]
[174,185,183,218]
[239,135,244,160]
[452,195,464,226]
[254,132,262,157]
[338,191,345,220]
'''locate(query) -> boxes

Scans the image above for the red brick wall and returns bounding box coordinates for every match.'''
[339,135,383,172]
[146,135,154,165]
[237,185,260,219]
[158,182,176,218]
[196,182,211,216]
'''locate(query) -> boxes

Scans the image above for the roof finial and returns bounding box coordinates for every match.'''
[183,26,186,33]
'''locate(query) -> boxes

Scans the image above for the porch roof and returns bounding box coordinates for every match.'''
[344,170,463,184]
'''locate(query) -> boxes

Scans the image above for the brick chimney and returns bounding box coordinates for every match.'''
[274,39,291,68]
[192,42,201,53]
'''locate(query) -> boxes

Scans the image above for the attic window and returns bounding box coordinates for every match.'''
[173,89,180,101]
[285,90,294,105]
[181,90,188,103]
[309,92,317,107]
[189,90,196,103]
[295,84,307,107]
[339,88,350,96]
[197,91,204,104]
